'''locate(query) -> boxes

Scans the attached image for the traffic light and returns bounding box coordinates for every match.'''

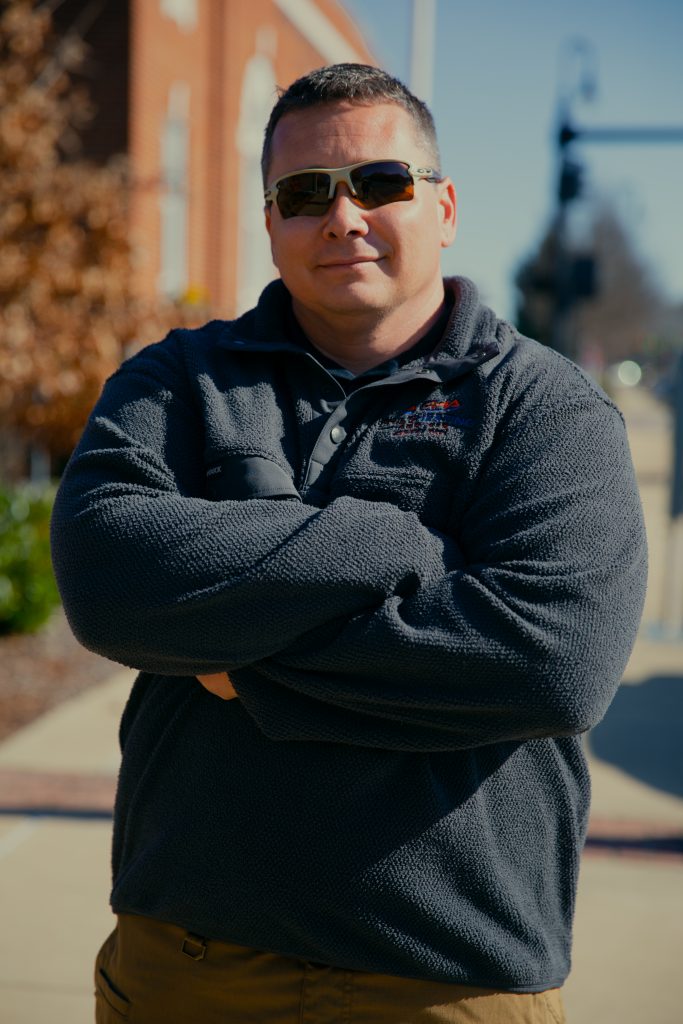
[571,256,597,298]
[559,160,585,203]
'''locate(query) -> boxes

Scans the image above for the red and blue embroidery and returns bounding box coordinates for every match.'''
[381,398,475,436]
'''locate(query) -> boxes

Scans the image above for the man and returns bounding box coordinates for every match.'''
[51,64,646,1022]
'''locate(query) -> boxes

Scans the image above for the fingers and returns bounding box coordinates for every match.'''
[196,671,239,701]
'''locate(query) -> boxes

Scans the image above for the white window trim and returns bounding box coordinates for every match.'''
[273,0,363,64]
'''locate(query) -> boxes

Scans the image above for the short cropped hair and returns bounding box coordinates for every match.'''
[261,63,440,183]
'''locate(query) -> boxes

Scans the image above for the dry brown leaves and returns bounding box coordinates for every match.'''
[0,2,209,461]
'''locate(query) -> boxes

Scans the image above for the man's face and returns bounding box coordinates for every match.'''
[264,102,457,324]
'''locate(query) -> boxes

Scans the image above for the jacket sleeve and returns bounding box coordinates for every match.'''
[50,347,455,676]
[229,392,648,751]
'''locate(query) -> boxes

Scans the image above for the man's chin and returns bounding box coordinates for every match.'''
[312,281,392,316]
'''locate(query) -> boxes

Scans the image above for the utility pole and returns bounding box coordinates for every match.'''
[410,0,437,108]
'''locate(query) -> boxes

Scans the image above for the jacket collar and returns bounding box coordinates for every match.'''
[217,276,503,384]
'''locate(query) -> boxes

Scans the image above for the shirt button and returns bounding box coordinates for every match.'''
[330,425,346,444]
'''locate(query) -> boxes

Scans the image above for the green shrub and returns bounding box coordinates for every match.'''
[0,482,61,634]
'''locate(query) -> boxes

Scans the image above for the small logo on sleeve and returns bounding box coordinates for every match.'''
[380,398,475,436]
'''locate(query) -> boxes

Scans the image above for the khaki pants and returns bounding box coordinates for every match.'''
[95,913,567,1023]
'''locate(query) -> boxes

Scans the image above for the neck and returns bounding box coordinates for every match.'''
[292,285,447,375]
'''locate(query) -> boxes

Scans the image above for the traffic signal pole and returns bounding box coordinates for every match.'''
[559,125,683,147]
[552,119,683,362]
[552,56,683,630]
[556,111,683,636]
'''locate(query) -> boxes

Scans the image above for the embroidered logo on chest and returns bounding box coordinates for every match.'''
[380,398,475,436]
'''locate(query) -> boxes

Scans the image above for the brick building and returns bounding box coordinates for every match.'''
[53,0,374,318]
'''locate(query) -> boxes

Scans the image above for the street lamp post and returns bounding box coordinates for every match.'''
[551,39,597,362]
[553,40,683,360]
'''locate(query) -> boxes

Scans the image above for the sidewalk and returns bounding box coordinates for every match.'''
[1,384,682,1024]
[562,384,683,1024]
[0,670,132,1023]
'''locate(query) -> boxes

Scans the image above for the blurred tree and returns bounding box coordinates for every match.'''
[514,219,560,348]
[514,199,664,364]
[0,1,208,472]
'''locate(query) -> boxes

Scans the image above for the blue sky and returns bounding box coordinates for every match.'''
[341,0,683,320]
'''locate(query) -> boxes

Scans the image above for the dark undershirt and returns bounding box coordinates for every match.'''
[286,292,454,396]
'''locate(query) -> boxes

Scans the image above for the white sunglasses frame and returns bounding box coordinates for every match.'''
[263,159,443,216]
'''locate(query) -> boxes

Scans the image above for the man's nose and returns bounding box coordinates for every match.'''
[321,183,370,238]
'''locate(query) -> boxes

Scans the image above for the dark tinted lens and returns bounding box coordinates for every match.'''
[351,161,414,208]
[277,172,332,218]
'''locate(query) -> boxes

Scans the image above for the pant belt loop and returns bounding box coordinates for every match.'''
[181,933,207,960]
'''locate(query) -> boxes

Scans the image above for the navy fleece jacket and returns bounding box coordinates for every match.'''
[51,276,646,991]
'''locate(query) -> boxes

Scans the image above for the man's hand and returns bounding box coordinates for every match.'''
[196,672,239,700]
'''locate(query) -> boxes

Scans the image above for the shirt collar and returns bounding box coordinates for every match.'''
[284,292,455,387]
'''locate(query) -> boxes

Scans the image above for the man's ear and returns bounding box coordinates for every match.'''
[264,204,272,238]
[438,178,457,248]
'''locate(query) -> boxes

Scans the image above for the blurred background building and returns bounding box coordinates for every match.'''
[51,0,373,317]
[0,0,373,480]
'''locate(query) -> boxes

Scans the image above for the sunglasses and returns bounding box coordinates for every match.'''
[264,159,443,219]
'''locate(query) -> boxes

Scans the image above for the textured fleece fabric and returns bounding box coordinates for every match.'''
[51,276,647,992]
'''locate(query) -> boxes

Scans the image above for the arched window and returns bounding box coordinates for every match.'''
[159,0,197,32]
[236,53,277,314]
[159,82,190,298]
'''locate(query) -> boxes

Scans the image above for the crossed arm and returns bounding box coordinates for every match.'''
[51,351,647,751]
